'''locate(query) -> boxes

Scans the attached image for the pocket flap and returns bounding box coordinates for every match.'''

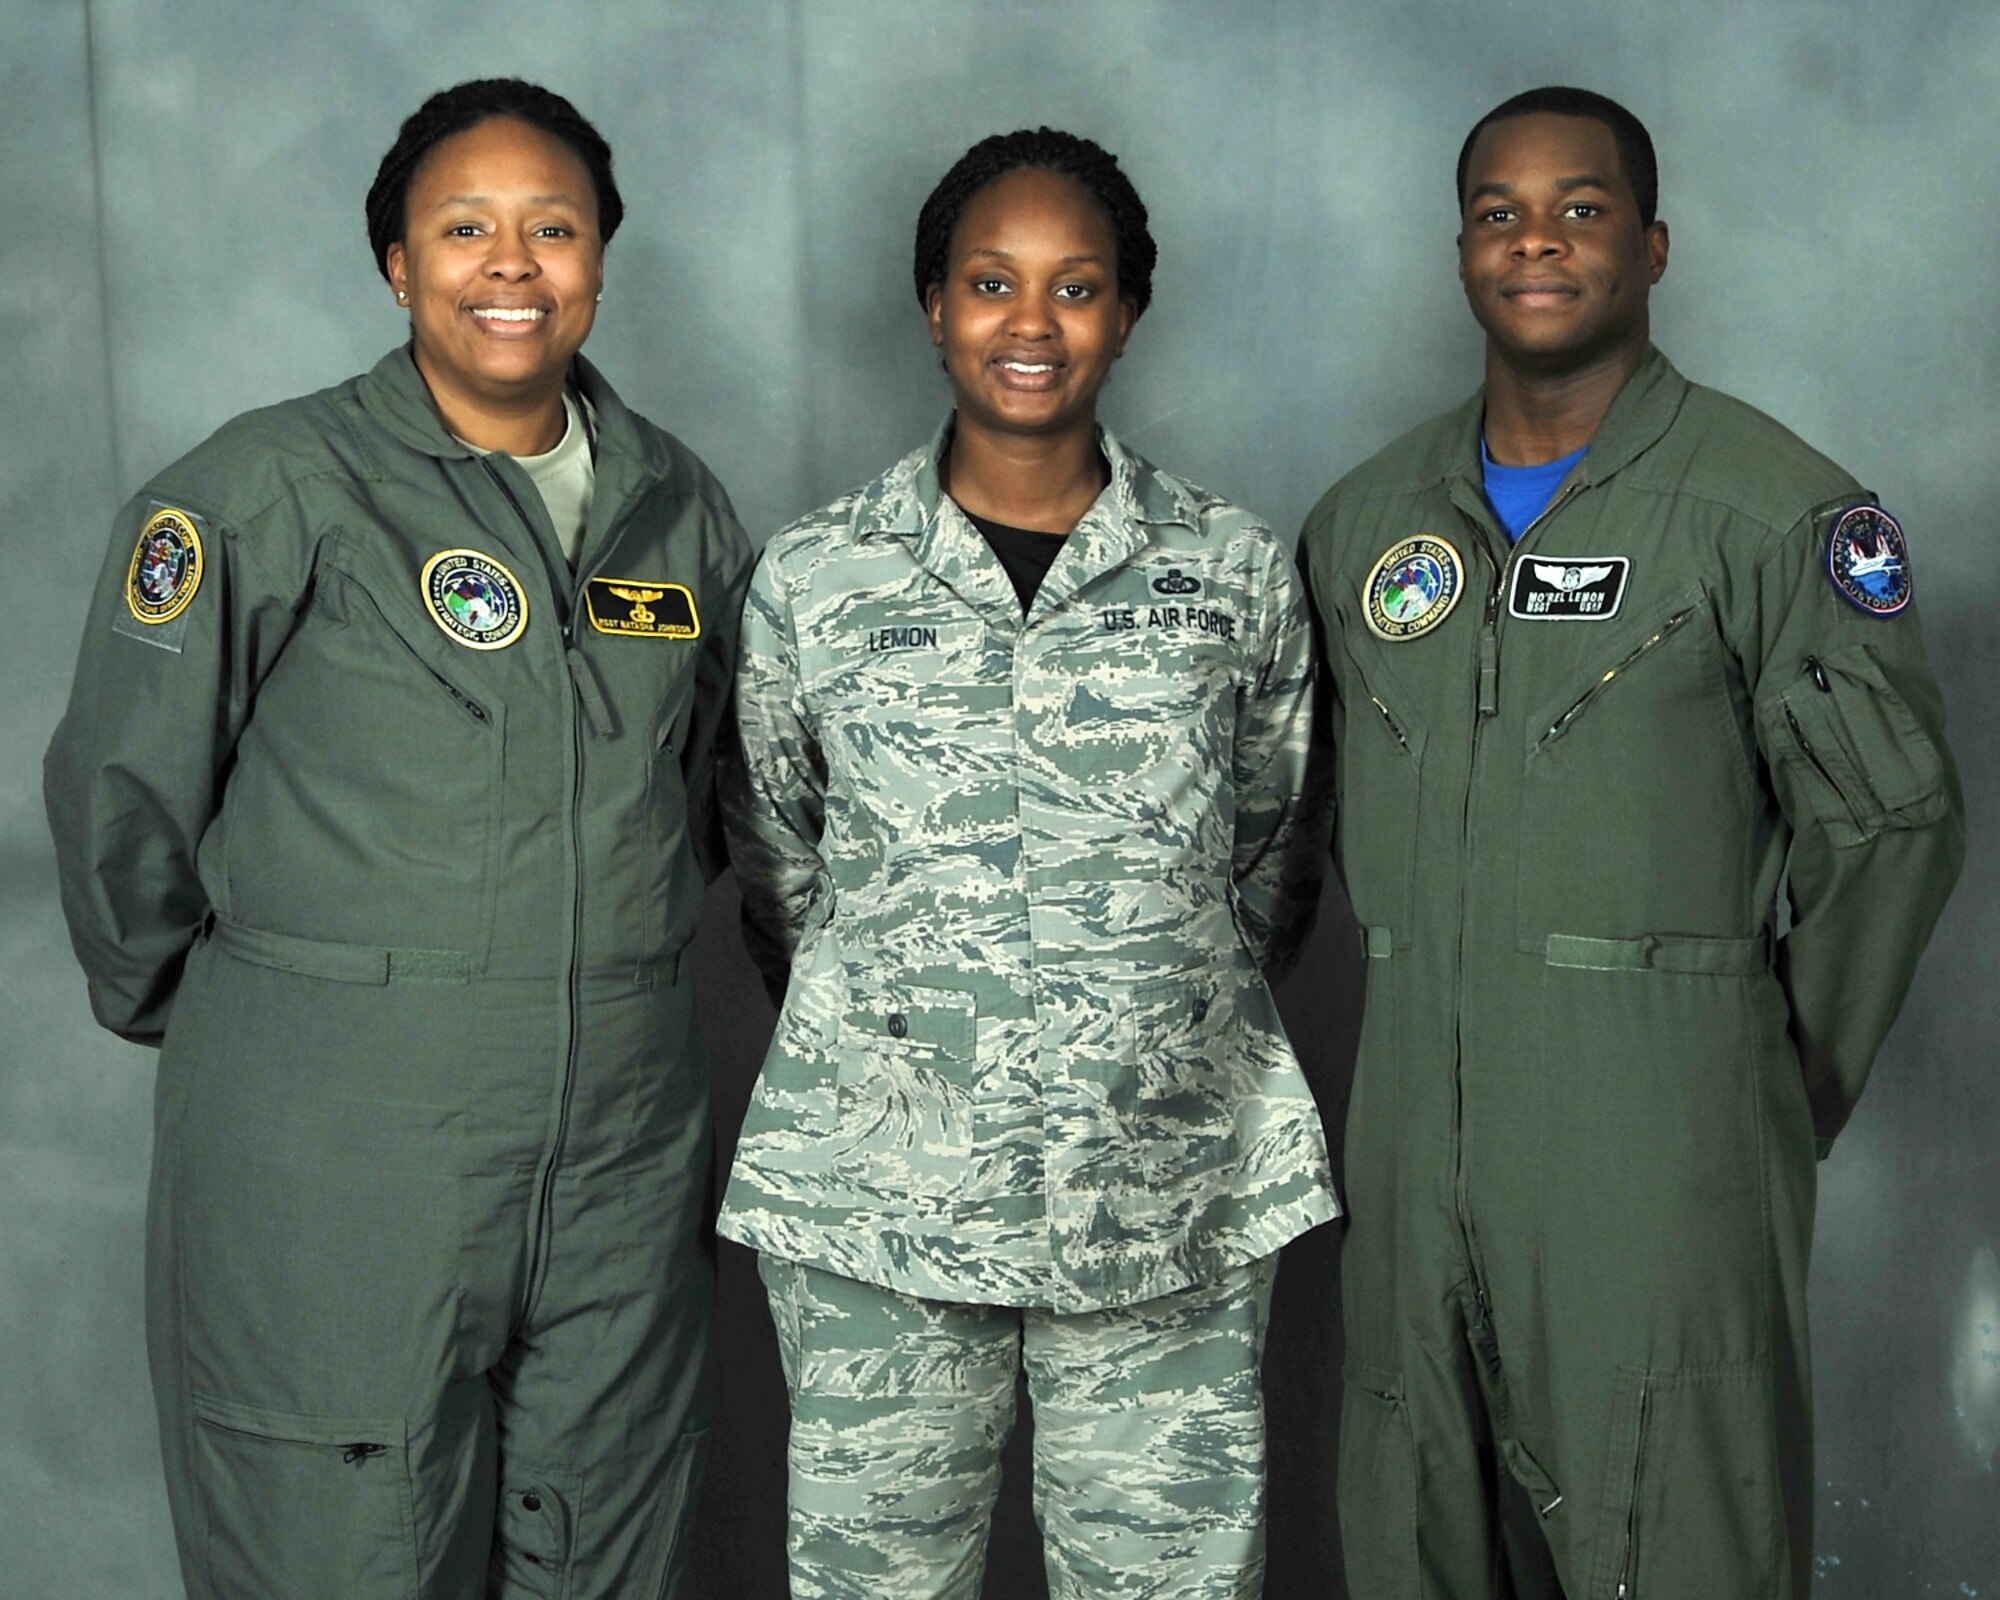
[840,983,976,1052]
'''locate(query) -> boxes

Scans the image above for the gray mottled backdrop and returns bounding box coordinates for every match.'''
[3,1,1994,1595]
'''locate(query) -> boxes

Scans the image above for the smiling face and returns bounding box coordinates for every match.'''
[386,116,603,427]
[925,166,1136,446]
[1457,112,1668,376]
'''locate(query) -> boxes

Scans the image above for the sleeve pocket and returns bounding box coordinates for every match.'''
[1762,642,1950,846]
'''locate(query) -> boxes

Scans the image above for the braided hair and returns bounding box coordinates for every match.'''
[1457,86,1658,227]
[913,128,1155,318]
[365,78,624,281]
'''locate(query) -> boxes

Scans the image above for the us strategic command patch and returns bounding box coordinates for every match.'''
[585,577,699,638]
[420,549,529,649]
[1826,505,1911,616]
[1364,535,1463,641]
[125,507,205,625]
[1510,556,1630,620]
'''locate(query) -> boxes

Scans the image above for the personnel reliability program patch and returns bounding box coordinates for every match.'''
[126,506,205,625]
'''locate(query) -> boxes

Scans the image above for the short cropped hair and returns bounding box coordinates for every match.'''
[365,78,623,281]
[1456,86,1658,227]
[913,127,1156,318]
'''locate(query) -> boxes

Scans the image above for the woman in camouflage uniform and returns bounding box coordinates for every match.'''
[720,129,1339,1599]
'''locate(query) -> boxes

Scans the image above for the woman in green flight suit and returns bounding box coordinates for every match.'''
[44,78,751,1599]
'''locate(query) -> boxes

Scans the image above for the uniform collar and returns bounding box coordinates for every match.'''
[357,343,656,471]
[853,415,1199,628]
[1436,344,1689,492]
[1436,344,1689,550]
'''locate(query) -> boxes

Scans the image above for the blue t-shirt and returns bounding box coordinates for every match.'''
[1482,437,1588,543]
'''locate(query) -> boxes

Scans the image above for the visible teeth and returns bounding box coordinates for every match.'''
[473,307,545,322]
[1001,361,1054,373]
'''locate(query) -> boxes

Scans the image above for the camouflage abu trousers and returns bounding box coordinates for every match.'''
[757,1251,1279,1600]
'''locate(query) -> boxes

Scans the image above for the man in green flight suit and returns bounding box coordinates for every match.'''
[1298,86,1963,1598]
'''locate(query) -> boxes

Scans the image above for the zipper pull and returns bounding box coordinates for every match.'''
[1475,1283,1492,1327]
[1807,655,1831,692]
[1477,623,1499,717]
[341,1442,387,1466]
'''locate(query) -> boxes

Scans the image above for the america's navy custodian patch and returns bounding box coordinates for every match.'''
[421,549,529,649]
[1364,535,1463,641]
[585,577,699,638]
[125,507,205,625]
[1826,505,1911,616]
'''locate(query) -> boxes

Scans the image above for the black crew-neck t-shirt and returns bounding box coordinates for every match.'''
[961,506,1069,613]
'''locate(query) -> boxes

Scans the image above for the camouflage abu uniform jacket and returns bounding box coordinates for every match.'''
[717,422,1339,1313]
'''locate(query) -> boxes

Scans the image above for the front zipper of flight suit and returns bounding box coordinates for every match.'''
[1447,480,1581,1334]
[475,455,644,1327]
[1615,1379,1651,1597]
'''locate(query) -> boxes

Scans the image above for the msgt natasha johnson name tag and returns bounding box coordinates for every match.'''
[1509,556,1631,621]
[585,577,700,638]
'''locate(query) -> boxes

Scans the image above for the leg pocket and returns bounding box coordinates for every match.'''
[190,1390,417,1599]
[1591,1360,1784,1598]
[1336,1357,1419,1599]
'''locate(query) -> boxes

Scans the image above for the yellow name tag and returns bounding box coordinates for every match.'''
[585,578,700,639]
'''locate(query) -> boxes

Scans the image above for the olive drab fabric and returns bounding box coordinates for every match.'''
[718,422,1339,1315]
[1299,346,1964,1599]
[44,346,754,1600]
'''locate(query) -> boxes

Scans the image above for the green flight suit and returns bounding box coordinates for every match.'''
[1298,348,1963,1599]
[44,346,753,1600]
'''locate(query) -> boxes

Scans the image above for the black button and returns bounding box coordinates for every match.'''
[522,1492,542,1513]
[1192,997,1210,1023]
[887,1013,908,1039]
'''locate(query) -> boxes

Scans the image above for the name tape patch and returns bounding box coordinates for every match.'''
[421,549,529,650]
[1364,535,1463,641]
[585,578,699,638]
[1510,557,1630,621]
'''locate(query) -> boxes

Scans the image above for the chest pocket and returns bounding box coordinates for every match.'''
[1513,587,1754,950]
[1330,584,1428,948]
[222,536,504,959]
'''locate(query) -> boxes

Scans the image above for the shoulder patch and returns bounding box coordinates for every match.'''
[1826,505,1911,616]
[125,506,205,626]
[585,577,699,638]
[421,549,529,649]
[1364,534,1463,641]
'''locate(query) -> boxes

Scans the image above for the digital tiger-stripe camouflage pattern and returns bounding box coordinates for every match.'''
[759,1251,1279,1598]
[717,422,1338,1314]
